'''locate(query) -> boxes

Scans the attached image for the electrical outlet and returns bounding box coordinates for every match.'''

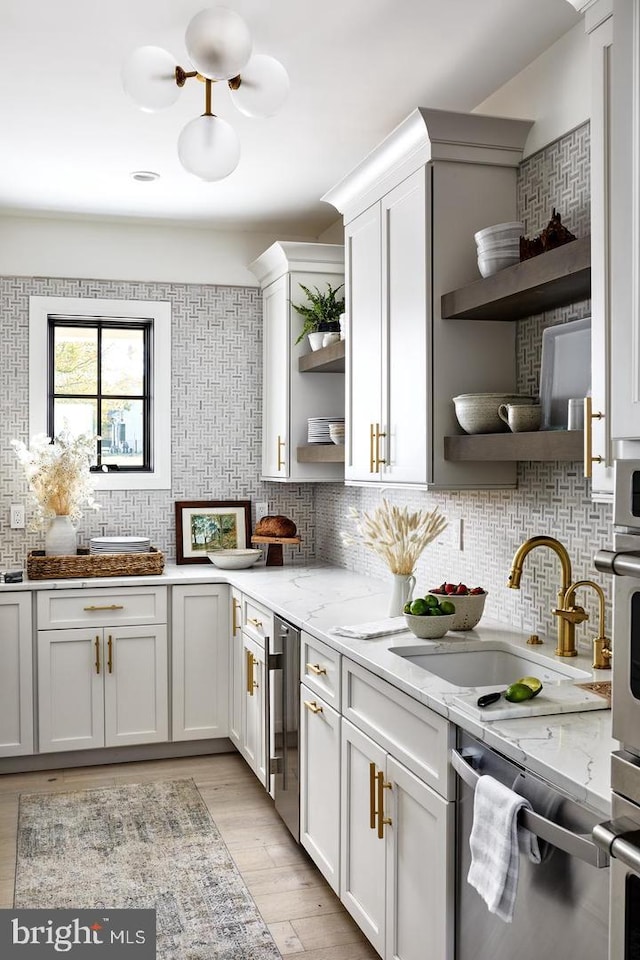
[255,501,269,523]
[10,504,25,529]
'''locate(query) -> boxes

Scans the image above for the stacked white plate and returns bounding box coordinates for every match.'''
[89,536,151,554]
[474,221,522,277]
[308,417,345,444]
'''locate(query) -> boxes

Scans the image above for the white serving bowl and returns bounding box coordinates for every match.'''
[475,237,520,254]
[207,549,262,569]
[452,393,536,434]
[404,612,456,640]
[477,251,520,277]
[426,591,487,630]
[474,221,523,244]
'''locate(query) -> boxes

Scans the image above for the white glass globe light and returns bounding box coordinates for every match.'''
[230,54,289,118]
[177,114,241,180]
[122,46,180,112]
[185,7,252,80]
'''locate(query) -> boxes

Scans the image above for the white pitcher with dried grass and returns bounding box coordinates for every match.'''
[341,499,448,616]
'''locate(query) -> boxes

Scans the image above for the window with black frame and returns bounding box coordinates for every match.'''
[48,316,152,472]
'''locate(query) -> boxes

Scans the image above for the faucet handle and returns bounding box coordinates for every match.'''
[553,604,589,626]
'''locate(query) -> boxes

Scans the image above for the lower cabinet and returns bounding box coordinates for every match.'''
[38,624,168,753]
[0,592,33,758]
[299,683,341,893]
[341,718,454,960]
[171,584,229,741]
[240,633,267,786]
[229,587,243,748]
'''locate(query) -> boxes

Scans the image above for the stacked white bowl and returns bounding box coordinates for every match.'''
[474,221,523,277]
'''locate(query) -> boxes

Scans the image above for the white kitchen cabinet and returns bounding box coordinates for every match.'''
[229,587,243,749]
[0,592,33,758]
[299,682,341,894]
[341,718,453,960]
[249,241,345,482]
[241,633,266,786]
[324,108,533,489]
[171,584,229,742]
[38,624,168,752]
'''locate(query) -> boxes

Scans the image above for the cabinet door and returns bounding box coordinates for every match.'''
[172,584,229,741]
[38,628,104,753]
[0,593,33,757]
[229,588,243,748]
[340,718,386,955]
[104,625,168,747]
[345,204,383,481]
[242,634,266,786]
[300,684,341,894]
[385,756,454,960]
[382,169,429,485]
[262,274,290,478]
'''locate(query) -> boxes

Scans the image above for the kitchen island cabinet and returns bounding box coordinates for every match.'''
[0,592,33,757]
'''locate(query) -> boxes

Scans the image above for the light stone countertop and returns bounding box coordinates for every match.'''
[10,561,617,815]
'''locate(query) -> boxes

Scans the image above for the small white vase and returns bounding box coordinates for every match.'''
[389,573,416,617]
[307,332,325,351]
[45,515,77,556]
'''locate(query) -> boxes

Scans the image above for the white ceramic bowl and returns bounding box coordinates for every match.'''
[474,221,523,244]
[404,612,456,640]
[452,393,536,434]
[426,591,487,630]
[207,549,262,569]
[477,252,520,277]
[475,237,520,253]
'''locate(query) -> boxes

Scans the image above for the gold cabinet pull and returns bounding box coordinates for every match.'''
[94,635,101,675]
[369,762,377,829]
[107,635,113,674]
[376,770,392,839]
[232,597,241,636]
[246,650,258,695]
[303,699,323,714]
[247,617,263,629]
[306,662,327,676]
[369,423,376,473]
[374,423,387,470]
[584,396,604,479]
[277,435,286,471]
[84,604,124,612]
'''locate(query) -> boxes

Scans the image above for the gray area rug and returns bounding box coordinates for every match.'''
[14,778,282,960]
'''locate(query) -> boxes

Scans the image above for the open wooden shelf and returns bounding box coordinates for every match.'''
[444,429,584,462]
[441,237,591,321]
[297,444,345,463]
[298,339,345,373]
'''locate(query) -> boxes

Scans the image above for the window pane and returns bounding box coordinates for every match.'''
[101,399,144,467]
[102,328,144,396]
[54,327,97,394]
[53,398,98,447]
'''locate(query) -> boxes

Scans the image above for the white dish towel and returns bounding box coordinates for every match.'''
[467,774,541,923]
[330,617,408,640]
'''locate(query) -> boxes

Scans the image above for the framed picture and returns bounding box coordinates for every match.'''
[175,500,252,564]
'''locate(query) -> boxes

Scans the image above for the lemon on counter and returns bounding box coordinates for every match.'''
[505,682,535,703]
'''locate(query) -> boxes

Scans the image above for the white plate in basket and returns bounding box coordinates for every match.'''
[539,316,591,429]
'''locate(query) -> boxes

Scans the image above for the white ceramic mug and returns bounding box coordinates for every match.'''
[498,402,541,432]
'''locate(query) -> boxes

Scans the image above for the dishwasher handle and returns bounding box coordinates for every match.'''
[451,748,609,869]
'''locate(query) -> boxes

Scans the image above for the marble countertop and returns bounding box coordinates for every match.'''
[10,561,617,815]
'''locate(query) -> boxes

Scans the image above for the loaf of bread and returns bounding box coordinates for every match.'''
[254,515,297,538]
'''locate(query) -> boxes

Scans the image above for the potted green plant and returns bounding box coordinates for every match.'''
[293,282,345,350]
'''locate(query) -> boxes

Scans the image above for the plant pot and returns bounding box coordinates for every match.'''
[45,515,77,556]
[308,332,325,351]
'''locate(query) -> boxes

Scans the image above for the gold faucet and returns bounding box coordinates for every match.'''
[508,536,582,657]
[562,579,612,670]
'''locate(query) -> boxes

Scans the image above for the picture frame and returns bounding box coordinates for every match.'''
[175,500,252,564]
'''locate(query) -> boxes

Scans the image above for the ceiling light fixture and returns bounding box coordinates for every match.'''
[122,6,289,182]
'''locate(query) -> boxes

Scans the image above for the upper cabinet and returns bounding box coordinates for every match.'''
[249,242,345,482]
[323,108,533,489]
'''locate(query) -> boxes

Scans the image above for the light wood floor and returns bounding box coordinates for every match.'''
[0,751,379,960]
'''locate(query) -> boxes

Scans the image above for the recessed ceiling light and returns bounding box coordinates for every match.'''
[131,170,160,182]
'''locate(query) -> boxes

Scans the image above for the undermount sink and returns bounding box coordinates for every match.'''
[389,642,591,688]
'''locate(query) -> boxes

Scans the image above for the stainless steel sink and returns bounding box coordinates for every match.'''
[388,642,591,687]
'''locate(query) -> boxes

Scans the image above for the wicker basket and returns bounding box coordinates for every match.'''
[27,547,165,581]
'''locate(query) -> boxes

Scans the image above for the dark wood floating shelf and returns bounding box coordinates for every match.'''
[298,339,345,373]
[297,444,345,463]
[441,237,591,321]
[444,430,584,462]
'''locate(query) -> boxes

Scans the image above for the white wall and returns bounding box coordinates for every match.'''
[474,21,589,157]
[0,215,318,287]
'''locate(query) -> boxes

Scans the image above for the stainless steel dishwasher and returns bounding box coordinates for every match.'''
[452,731,609,960]
[270,615,300,841]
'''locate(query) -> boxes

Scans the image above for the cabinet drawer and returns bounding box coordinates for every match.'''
[37,587,167,630]
[301,632,340,709]
[241,595,273,647]
[342,658,453,799]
